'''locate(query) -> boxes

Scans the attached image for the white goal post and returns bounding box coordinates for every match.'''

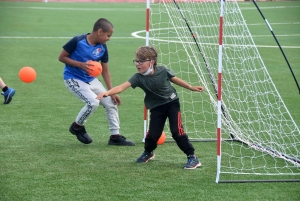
[146,0,300,183]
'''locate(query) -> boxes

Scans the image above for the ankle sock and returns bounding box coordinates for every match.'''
[2,86,8,93]
[73,122,83,129]
[111,134,120,139]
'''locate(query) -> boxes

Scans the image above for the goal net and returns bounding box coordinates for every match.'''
[148,0,300,182]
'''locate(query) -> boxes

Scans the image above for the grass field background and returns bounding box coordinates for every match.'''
[0,1,299,201]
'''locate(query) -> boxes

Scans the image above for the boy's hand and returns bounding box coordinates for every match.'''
[80,60,94,73]
[190,86,204,92]
[111,94,121,106]
[96,92,108,100]
[96,93,121,106]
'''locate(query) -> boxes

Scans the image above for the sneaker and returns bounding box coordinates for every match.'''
[136,151,155,163]
[69,122,92,144]
[2,88,15,104]
[184,155,201,170]
[108,135,135,146]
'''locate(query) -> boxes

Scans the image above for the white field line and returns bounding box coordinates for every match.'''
[0,36,133,39]
[1,34,300,49]
[0,6,299,48]
[131,30,300,49]
[3,6,145,11]
[3,5,300,11]
[240,5,300,10]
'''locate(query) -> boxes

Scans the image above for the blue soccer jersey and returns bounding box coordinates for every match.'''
[63,34,108,83]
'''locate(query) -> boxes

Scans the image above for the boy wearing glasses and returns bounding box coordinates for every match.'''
[58,18,134,146]
[96,46,204,169]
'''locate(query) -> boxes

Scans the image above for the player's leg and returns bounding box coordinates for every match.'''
[90,78,135,146]
[167,99,201,169]
[0,77,5,89]
[0,77,15,104]
[136,104,167,163]
[64,78,98,144]
[146,107,167,151]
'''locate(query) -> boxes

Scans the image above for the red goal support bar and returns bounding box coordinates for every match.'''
[143,0,151,142]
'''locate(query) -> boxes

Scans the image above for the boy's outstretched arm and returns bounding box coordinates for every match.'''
[96,81,131,100]
[170,77,204,92]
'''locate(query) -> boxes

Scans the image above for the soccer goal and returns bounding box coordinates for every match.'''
[146,0,300,183]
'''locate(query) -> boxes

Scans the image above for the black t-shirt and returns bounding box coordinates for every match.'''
[128,66,179,109]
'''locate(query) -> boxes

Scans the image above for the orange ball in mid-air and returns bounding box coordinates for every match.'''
[157,132,166,145]
[19,66,36,83]
[87,61,102,77]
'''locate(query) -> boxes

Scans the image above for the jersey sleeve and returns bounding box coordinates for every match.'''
[100,44,109,63]
[128,74,139,89]
[166,67,175,79]
[62,35,85,54]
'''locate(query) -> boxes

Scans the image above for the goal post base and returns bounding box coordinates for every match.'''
[164,139,241,143]
[217,179,300,183]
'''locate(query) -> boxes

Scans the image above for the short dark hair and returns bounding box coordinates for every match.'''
[93,18,114,32]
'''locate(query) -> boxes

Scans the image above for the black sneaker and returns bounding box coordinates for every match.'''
[184,155,201,170]
[136,151,155,163]
[108,135,135,146]
[69,122,92,144]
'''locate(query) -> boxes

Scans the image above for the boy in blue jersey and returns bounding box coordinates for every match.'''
[96,46,204,169]
[58,18,134,146]
[0,77,15,104]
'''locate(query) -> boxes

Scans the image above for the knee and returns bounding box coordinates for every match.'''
[172,133,187,141]
[147,134,158,142]
[170,126,186,139]
[101,98,117,109]
[89,99,100,109]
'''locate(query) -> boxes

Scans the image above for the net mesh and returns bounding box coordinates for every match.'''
[149,0,300,177]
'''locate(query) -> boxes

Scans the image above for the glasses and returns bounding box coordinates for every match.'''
[133,59,151,65]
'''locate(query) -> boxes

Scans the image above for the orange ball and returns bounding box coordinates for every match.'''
[87,61,102,77]
[19,66,36,83]
[157,131,166,145]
